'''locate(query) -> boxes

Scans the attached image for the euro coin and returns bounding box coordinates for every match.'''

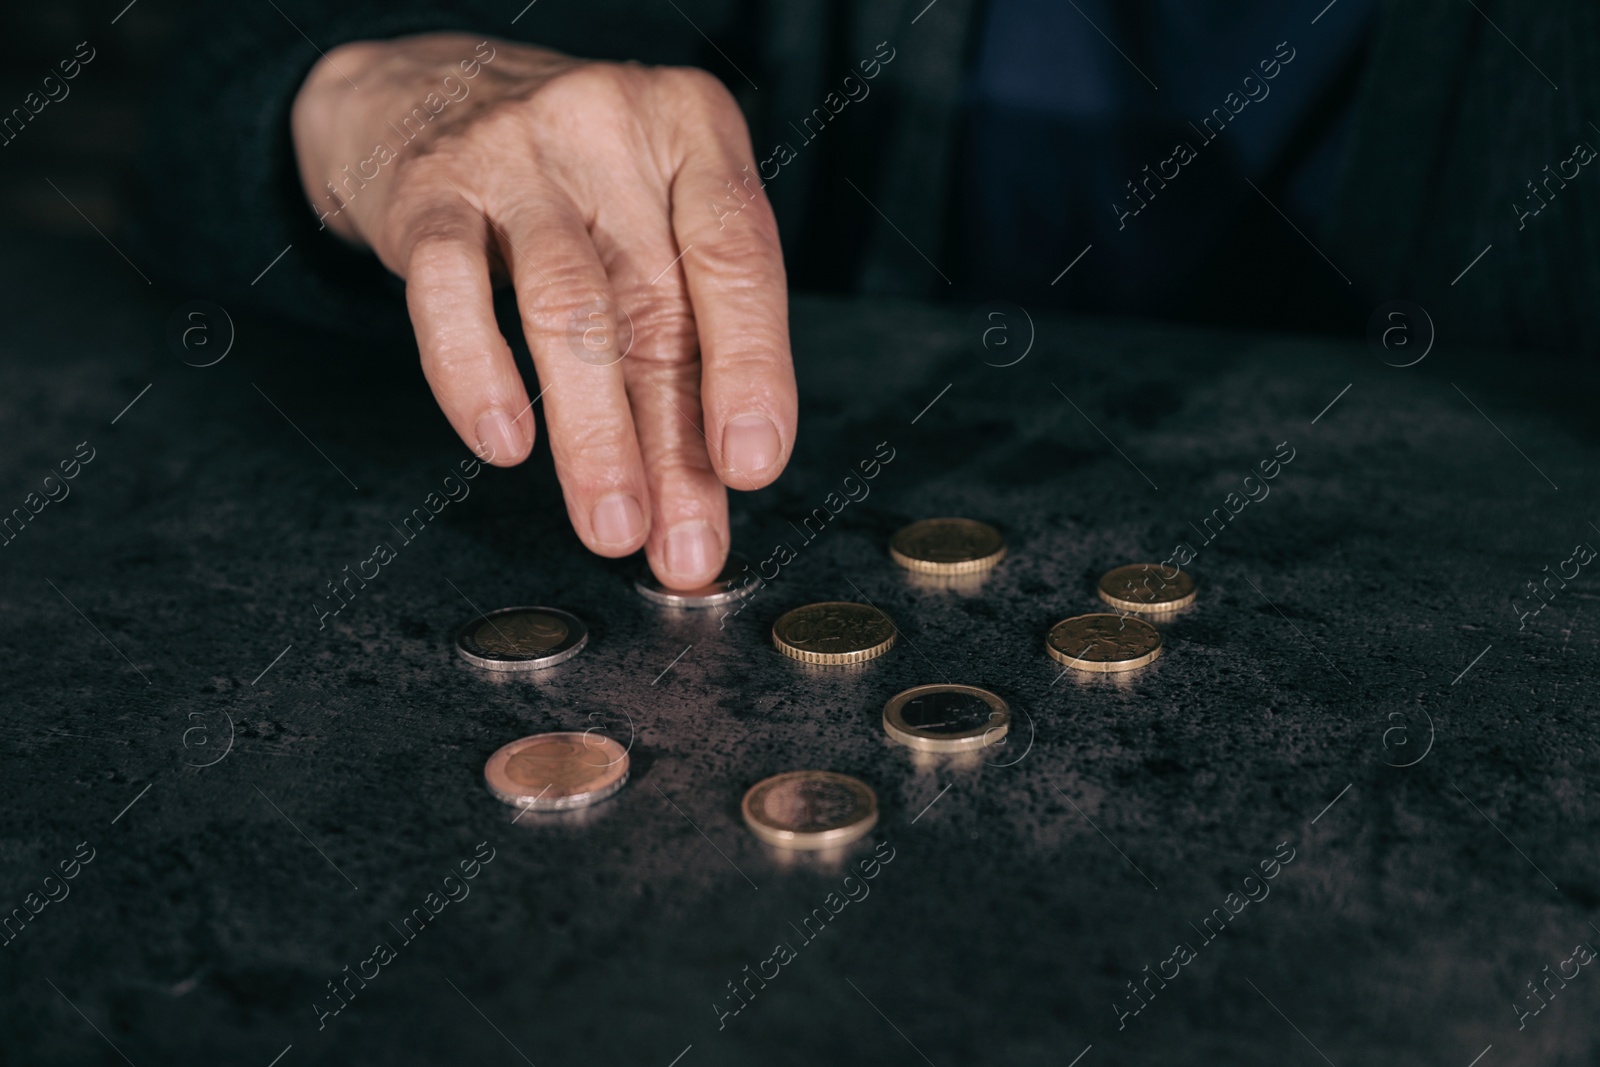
[1097,564,1197,613]
[483,731,629,811]
[1046,613,1163,673]
[634,552,758,609]
[772,602,896,664]
[742,770,878,850]
[889,518,1006,575]
[882,684,1009,753]
[455,606,588,671]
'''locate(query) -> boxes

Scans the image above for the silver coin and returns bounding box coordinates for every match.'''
[455,607,589,672]
[633,553,759,608]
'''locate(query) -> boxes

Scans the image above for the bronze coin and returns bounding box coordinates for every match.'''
[1046,613,1163,673]
[889,518,1006,575]
[1097,564,1197,613]
[772,602,896,665]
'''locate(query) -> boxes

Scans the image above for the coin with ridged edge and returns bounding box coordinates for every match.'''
[455,607,588,672]
[742,770,878,850]
[483,731,629,811]
[1046,613,1163,673]
[1097,564,1197,613]
[634,553,759,609]
[889,518,1006,575]
[772,602,896,664]
[882,684,1010,753]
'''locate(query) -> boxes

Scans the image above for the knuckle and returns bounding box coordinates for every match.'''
[657,65,737,112]
[552,418,634,486]
[520,276,613,341]
[711,345,786,380]
[422,340,495,376]
[405,233,477,279]
[719,234,784,278]
[622,292,698,354]
[528,63,640,125]
[650,438,717,486]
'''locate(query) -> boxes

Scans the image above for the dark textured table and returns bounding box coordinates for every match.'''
[4,234,1600,1067]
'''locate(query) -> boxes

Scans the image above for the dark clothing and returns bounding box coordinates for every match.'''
[954,0,1378,325]
[140,0,1600,354]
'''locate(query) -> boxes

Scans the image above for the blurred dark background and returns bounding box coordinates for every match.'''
[0,3,171,240]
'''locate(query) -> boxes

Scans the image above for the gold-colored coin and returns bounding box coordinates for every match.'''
[889,518,1006,575]
[771,602,896,665]
[742,770,878,850]
[483,731,629,811]
[882,684,1010,753]
[1046,613,1163,673]
[1097,564,1197,613]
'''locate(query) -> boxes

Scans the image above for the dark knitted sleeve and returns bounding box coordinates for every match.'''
[135,4,494,338]
[135,1,733,339]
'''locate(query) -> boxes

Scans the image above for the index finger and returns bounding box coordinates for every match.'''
[666,71,796,492]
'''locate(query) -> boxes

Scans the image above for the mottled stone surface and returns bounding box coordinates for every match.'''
[2,237,1598,1066]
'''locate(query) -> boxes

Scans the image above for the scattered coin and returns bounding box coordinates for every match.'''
[772,602,896,664]
[483,731,629,811]
[742,770,878,850]
[889,518,1006,575]
[882,684,1010,753]
[1097,564,1197,613]
[455,607,588,672]
[634,552,758,608]
[1046,613,1163,673]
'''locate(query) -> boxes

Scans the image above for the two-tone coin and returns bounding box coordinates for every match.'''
[889,518,1006,575]
[455,607,588,671]
[634,553,759,609]
[742,770,878,850]
[483,731,629,811]
[1097,564,1197,613]
[772,602,896,665]
[1046,613,1163,673]
[882,684,1010,753]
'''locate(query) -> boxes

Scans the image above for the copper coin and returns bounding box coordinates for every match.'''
[483,731,629,811]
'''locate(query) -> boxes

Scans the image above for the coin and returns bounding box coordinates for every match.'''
[1097,564,1197,613]
[634,553,758,608]
[1046,613,1163,672]
[882,684,1010,753]
[742,770,878,850]
[771,602,896,664]
[889,518,1006,575]
[483,731,629,811]
[455,607,588,671]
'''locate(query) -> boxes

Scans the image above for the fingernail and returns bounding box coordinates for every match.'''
[722,413,781,478]
[665,520,720,580]
[474,409,524,464]
[591,492,645,546]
